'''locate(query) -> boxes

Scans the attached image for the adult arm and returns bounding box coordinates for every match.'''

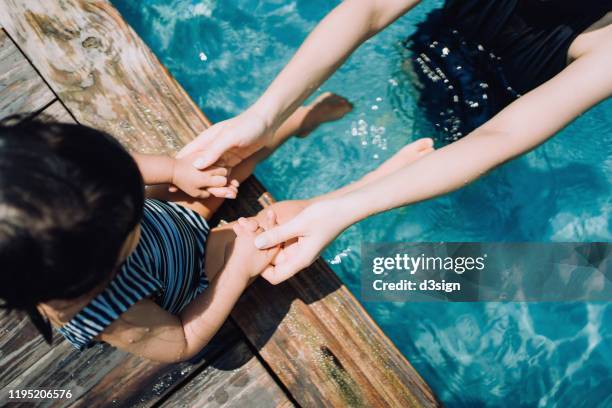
[179,0,421,168]
[256,29,612,283]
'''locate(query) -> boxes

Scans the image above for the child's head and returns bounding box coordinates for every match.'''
[0,116,144,342]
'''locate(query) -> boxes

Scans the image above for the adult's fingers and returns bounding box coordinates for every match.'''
[261,266,277,284]
[202,175,229,187]
[261,265,276,280]
[216,151,243,168]
[261,256,310,285]
[176,125,221,159]
[254,221,300,249]
[192,137,236,170]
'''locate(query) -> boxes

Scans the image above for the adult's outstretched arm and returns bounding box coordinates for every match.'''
[179,0,421,169]
[256,28,612,284]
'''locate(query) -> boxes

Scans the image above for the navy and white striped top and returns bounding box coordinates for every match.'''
[58,199,210,350]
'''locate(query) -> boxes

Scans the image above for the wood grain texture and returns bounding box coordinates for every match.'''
[160,341,295,408]
[70,321,242,408]
[0,1,439,406]
[0,28,54,118]
[0,312,65,389]
[0,1,212,155]
[40,100,76,123]
[0,322,241,408]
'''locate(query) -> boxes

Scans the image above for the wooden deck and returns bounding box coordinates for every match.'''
[0,1,439,407]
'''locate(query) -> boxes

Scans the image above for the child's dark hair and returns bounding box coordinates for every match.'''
[0,116,144,343]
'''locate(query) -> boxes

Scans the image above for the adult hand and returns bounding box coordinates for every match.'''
[172,151,238,199]
[231,216,280,279]
[254,199,348,285]
[177,108,276,170]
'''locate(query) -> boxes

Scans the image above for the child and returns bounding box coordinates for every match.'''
[0,94,349,362]
[0,93,432,362]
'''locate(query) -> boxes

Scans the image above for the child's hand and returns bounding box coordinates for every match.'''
[172,152,239,199]
[230,216,280,279]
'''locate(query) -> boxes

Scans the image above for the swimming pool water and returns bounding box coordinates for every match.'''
[113,1,612,406]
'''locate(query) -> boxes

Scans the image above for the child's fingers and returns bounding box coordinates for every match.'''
[261,210,278,231]
[206,186,237,199]
[231,222,245,236]
[267,210,278,226]
[237,217,259,232]
[208,188,235,198]
[232,221,256,237]
[194,190,211,199]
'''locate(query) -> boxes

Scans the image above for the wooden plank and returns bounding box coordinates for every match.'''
[69,321,241,408]
[0,312,65,389]
[0,321,241,408]
[0,1,211,155]
[40,100,76,123]
[0,1,439,407]
[0,28,54,118]
[160,341,294,408]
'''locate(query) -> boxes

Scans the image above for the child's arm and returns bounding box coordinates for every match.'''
[97,221,278,362]
[132,152,236,198]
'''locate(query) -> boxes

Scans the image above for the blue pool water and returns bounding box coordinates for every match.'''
[114,1,612,406]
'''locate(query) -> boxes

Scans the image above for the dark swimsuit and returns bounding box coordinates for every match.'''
[59,200,210,350]
[404,0,610,142]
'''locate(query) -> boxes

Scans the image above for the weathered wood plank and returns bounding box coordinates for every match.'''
[69,321,242,408]
[160,341,295,408]
[0,312,65,389]
[40,100,76,123]
[0,28,55,118]
[0,322,241,408]
[0,1,439,407]
[219,179,440,408]
[0,1,212,155]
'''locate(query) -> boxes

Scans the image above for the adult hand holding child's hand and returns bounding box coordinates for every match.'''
[231,213,281,279]
[254,199,349,285]
[177,108,276,170]
[172,151,239,199]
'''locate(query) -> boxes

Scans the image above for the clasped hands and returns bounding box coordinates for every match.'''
[169,109,345,285]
